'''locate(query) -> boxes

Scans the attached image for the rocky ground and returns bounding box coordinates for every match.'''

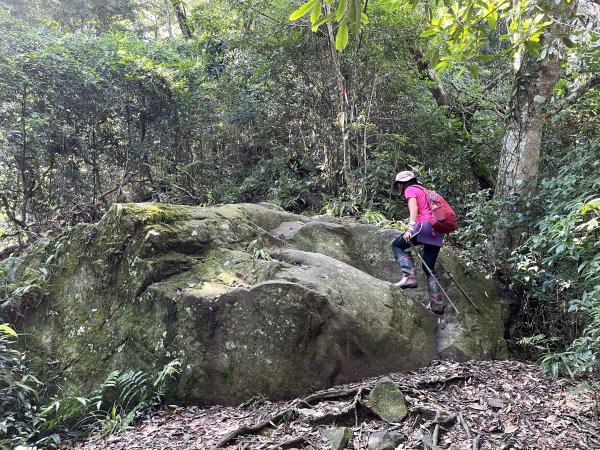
[62,359,599,450]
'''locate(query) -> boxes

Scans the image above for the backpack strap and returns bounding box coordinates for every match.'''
[407,185,437,233]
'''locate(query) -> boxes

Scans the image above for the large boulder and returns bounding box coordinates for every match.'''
[2,203,506,405]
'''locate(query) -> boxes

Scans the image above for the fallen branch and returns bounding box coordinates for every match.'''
[351,387,364,427]
[301,387,366,427]
[214,408,296,448]
[266,434,311,449]
[432,424,440,446]
[301,386,366,406]
[216,385,371,447]
[214,376,469,448]
[472,434,482,450]
[458,412,472,438]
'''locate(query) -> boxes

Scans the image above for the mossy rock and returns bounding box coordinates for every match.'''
[2,203,506,405]
[367,377,408,423]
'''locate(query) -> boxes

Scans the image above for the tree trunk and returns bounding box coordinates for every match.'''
[493,1,578,250]
[325,19,353,191]
[163,0,174,39]
[169,0,192,40]
[494,55,561,202]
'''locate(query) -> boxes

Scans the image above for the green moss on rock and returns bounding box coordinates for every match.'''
[368,377,408,423]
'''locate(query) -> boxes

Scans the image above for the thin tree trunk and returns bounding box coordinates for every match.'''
[363,74,377,177]
[163,0,174,38]
[325,18,353,191]
[169,0,192,40]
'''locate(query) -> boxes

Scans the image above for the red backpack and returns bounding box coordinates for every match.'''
[412,185,458,234]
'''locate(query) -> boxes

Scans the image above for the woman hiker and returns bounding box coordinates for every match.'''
[391,170,445,314]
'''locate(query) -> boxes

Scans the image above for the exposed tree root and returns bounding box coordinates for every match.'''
[214,408,297,448]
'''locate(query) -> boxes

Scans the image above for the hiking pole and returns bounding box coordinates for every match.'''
[435,260,495,323]
[407,241,460,315]
[436,261,483,315]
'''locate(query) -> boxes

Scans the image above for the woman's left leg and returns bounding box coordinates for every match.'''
[421,244,440,276]
[422,244,444,314]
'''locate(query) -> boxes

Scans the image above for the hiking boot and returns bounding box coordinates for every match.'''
[395,255,418,288]
[427,274,445,314]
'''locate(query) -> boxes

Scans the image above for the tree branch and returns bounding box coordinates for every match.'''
[97,172,133,202]
[0,192,26,228]
[546,74,600,118]
[483,68,511,93]
[414,48,451,107]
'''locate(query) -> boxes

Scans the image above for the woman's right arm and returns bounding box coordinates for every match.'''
[403,197,418,241]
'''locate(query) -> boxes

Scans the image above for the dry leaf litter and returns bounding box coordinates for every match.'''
[62,360,600,450]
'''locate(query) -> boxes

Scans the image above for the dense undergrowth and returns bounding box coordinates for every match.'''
[0,322,180,449]
[455,141,600,376]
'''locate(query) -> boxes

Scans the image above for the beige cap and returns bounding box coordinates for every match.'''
[395,170,416,182]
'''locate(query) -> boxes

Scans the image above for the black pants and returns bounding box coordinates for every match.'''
[391,235,440,276]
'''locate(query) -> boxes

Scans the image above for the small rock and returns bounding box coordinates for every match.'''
[368,377,408,423]
[411,428,424,442]
[487,397,504,409]
[388,430,405,445]
[367,430,406,450]
[321,427,353,450]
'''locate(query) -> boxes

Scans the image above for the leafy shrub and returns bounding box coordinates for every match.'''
[0,325,42,448]
[40,359,182,441]
[511,141,600,375]
[448,154,598,377]
[322,197,362,218]
[451,189,514,272]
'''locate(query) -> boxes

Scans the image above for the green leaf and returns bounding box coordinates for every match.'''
[289,0,318,21]
[524,40,541,58]
[429,48,440,68]
[425,4,433,21]
[311,1,322,23]
[420,27,438,37]
[423,47,441,68]
[434,60,448,74]
[468,63,479,79]
[335,0,347,21]
[311,12,335,30]
[0,324,17,336]
[451,2,459,16]
[336,20,349,50]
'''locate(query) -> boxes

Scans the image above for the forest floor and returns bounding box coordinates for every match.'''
[62,359,599,450]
